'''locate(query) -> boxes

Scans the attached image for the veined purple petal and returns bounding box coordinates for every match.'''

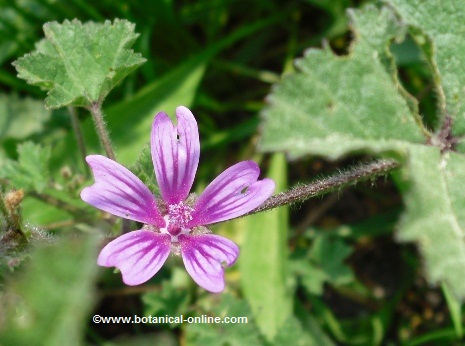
[188,161,275,226]
[98,230,171,286]
[81,155,165,227]
[151,106,200,205]
[179,234,239,293]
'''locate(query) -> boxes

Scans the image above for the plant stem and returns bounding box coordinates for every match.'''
[87,101,116,161]
[245,159,399,216]
[29,191,87,219]
[68,106,89,174]
[87,102,131,233]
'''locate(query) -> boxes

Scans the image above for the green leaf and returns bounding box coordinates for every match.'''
[240,153,292,341]
[49,15,281,168]
[260,5,425,160]
[291,235,354,295]
[259,3,465,300]
[387,0,465,134]
[0,142,50,192]
[310,235,353,284]
[185,294,263,346]
[52,50,208,168]
[398,148,465,298]
[0,94,51,141]
[142,281,190,328]
[13,19,146,109]
[292,260,328,295]
[0,234,100,346]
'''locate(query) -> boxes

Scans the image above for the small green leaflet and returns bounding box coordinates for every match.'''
[291,235,354,295]
[0,142,50,193]
[13,19,146,109]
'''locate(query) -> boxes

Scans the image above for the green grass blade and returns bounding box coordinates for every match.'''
[240,153,292,341]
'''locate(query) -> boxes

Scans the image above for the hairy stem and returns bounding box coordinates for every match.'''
[86,102,130,233]
[87,101,116,161]
[246,159,399,216]
[68,106,89,174]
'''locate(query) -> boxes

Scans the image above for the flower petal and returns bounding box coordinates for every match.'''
[98,230,171,286]
[189,161,275,226]
[179,234,239,292]
[151,106,200,205]
[81,155,165,227]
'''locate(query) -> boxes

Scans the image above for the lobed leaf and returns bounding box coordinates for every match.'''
[48,15,280,166]
[259,3,465,299]
[13,19,146,109]
[0,142,51,193]
[387,0,465,134]
[291,235,354,295]
[52,49,208,167]
[259,5,425,160]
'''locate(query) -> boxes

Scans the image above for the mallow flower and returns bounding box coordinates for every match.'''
[81,106,275,292]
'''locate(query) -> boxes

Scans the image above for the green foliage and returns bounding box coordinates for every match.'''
[240,153,292,341]
[310,235,353,283]
[274,316,335,346]
[0,94,51,141]
[130,143,158,191]
[185,295,263,346]
[52,16,279,167]
[398,148,465,299]
[142,281,190,328]
[0,142,50,192]
[388,0,465,133]
[292,235,354,295]
[442,282,463,338]
[13,19,146,109]
[260,6,424,159]
[0,234,100,346]
[3,0,465,345]
[105,54,207,165]
[260,3,465,300]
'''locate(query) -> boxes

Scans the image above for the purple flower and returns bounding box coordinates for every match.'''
[81,106,275,292]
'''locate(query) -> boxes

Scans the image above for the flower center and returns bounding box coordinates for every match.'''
[159,201,194,241]
[168,201,194,228]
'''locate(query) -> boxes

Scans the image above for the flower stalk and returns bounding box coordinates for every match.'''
[244,159,399,217]
[87,101,116,161]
